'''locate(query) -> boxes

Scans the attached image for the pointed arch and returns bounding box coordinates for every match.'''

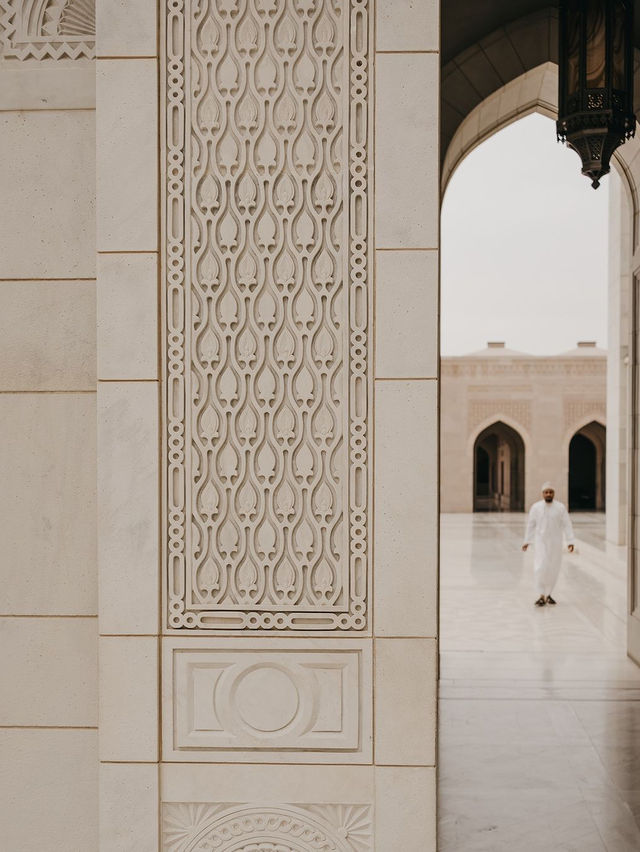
[472,420,526,512]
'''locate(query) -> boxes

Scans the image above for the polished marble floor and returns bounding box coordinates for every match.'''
[439,513,640,852]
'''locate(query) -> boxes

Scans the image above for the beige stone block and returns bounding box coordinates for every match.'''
[163,638,372,763]
[0,67,95,110]
[0,729,97,851]
[376,0,438,52]
[97,0,157,57]
[498,76,522,124]
[0,281,95,391]
[375,767,436,850]
[98,253,158,380]
[519,67,545,110]
[0,111,95,278]
[477,93,501,140]
[374,638,436,766]
[375,251,438,378]
[0,393,97,616]
[161,764,373,808]
[100,637,158,761]
[539,63,559,111]
[97,60,157,251]
[0,617,97,726]
[459,105,482,155]
[374,381,437,636]
[98,381,159,634]
[100,763,158,852]
[375,55,439,248]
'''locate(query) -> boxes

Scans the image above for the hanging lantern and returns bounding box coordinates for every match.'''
[557,0,636,188]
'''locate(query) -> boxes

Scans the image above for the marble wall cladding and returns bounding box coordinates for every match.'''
[374,381,438,637]
[0,393,97,615]
[0,66,95,109]
[0,617,97,726]
[375,638,437,765]
[97,253,158,381]
[96,0,158,57]
[0,281,96,390]
[376,0,439,51]
[162,638,372,762]
[375,250,438,379]
[95,0,163,848]
[98,380,159,635]
[375,53,439,249]
[0,729,98,851]
[0,4,100,842]
[99,637,159,762]
[375,767,437,849]
[96,59,157,251]
[100,763,159,852]
[0,110,96,278]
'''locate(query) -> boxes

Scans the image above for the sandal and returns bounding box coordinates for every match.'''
[535,596,546,607]
[546,596,556,605]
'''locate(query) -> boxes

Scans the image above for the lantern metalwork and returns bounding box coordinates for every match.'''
[557,0,636,188]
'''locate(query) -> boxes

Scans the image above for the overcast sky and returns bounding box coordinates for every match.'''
[441,113,611,356]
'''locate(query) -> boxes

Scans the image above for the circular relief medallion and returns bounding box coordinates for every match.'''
[234,666,300,733]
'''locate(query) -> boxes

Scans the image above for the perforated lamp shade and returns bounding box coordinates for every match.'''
[557,0,636,188]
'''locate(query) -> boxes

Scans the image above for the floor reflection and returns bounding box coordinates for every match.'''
[439,513,640,851]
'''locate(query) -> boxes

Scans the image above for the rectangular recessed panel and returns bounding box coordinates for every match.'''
[162,0,372,631]
[163,638,372,762]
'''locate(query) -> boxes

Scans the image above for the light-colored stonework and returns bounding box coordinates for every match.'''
[4,0,640,849]
[163,0,371,633]
[0,0,95,60]
[163,801,373,851]
[162,637,372,762]
[441,341,607,513]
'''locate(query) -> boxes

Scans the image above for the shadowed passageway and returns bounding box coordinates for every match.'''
[439,514,640,851]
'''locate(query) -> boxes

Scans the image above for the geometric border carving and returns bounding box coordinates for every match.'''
[163,802,373,852]
[564,399,606,430]
[0,0,95,60]
[162,0,372,631]
[468,399,532,433]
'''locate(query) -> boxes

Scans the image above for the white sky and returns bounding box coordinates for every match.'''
[440,113,610,356]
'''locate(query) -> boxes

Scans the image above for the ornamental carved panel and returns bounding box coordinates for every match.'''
[0,0,95,59]
[162,639,372,761]
[163,802,373,852]
[163,0,372,630]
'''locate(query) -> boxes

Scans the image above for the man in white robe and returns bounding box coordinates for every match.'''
[522,483,575,606]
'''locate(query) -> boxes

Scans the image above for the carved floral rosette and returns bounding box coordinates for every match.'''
[0,0,95,60]
[163,0,371,630]
[163,803,373,852]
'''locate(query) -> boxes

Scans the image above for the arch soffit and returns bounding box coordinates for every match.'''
[467,414,532,458]
[442,10,640,220]
[442,62,640,209]
[442,6,640,157]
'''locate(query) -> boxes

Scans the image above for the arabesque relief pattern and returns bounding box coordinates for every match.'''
[164,0,371,630]
[0,0,95,59]
[163,803,373,852]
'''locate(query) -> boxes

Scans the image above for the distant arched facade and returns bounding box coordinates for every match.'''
[568,420,606,511]
[441,342,606,512]
[473,421,525,512]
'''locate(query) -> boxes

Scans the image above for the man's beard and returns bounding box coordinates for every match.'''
[544,496,553,502]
